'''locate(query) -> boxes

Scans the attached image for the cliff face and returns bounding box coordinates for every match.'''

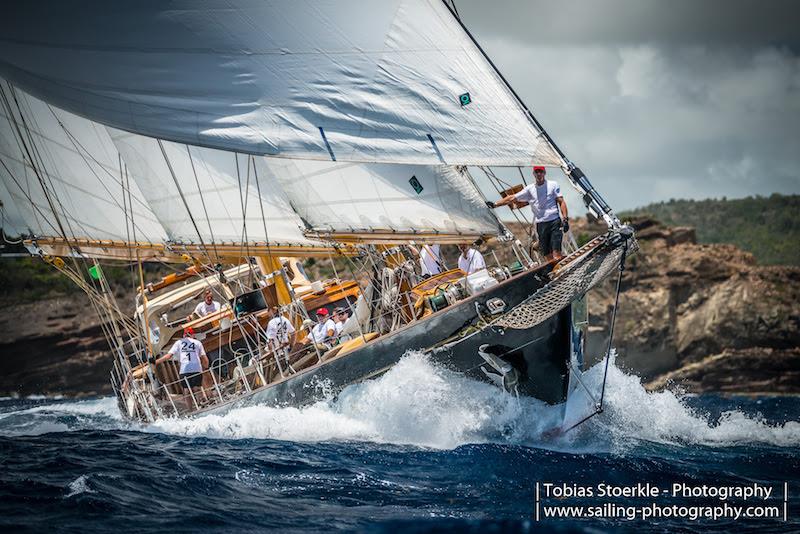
[581,217,800,393]
[0,295,113,397]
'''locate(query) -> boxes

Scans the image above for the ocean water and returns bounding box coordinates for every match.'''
[0,353,798,533]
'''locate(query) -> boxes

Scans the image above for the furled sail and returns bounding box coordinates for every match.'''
[0,1,562,167]
[0,81,168,244]
[108,129,319,248]
[261,159,501,241]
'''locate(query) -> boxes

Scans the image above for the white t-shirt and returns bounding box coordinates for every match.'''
[458,248,486,274]
[167,337,206,375]
[334,320,344,336]
[514,179,562,223]
[194,300,221,317]
[310,319,336,344]
[419,244,442,276]
[266,316,295,345]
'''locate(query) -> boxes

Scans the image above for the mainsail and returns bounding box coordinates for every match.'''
[262,159,501,242]
[0,0,563,167]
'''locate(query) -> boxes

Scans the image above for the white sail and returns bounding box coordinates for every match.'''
[109,129,318,248]
[0,82,167,244]
[0,1,562,167]
[262,159,500,238]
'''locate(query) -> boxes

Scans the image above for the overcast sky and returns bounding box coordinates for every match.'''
[456,0,800,211]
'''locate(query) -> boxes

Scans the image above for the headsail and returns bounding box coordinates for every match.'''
[0,0,562,167]
[262,159,501,243]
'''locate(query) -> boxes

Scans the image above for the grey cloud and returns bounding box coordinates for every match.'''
[454,0,800,47]
[457,2,800,210]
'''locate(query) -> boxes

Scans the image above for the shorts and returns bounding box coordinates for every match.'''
[180,373,203,389]
[536,218,563,257]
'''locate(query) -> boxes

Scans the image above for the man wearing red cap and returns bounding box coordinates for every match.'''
[307,308,336,347]
[488,165,569,261]
[154,326,209,403]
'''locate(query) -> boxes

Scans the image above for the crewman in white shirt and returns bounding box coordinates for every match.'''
[488,166,569,261]
[457,243,486,274]
[188,288,221,321]
[409,243,444,278]
[306,308,336,347]
[154,327,209,404]
[333,306,352,341]
[266,306,296,350]
[419,244,443,277]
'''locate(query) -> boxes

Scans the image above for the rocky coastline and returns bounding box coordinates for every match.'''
[578,217,800,393]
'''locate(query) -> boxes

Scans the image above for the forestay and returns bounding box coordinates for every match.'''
[0,81,167,244]
[262,159,500,239]
[0,0,562,167]
[109,129,318,248]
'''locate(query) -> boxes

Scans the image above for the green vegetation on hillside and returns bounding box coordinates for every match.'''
[621,194,800,266]
[0,256,166,303]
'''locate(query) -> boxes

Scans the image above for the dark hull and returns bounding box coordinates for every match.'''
[430,306,571,404]
[202,266,571,416]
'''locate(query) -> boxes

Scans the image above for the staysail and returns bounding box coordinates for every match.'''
[261,159,501,242]
[0,0,562,167]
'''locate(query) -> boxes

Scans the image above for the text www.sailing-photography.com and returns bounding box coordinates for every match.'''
[0,1,797,533]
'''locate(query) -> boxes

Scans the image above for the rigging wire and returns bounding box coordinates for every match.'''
[46,105,159,243]
[1,85,73,247]
[5,87,128,361]
[561,242,628,434]
[479,166,532,228]
[120,155,138,294]
[0,92,50,235]
[231,153,263,291]
[479,165,539,260]
[156,138,212,263]
[234,153,254,283]
[185,144,220,261]
[14,89,93,246]
[517,166,528,187]
[0,157,62,237]
[251,156,273,263]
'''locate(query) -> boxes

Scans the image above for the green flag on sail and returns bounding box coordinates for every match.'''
[88,264,103,281]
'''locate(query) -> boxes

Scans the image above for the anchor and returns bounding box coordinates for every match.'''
[478,343,520,395]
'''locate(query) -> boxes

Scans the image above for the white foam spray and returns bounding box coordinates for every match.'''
[1,352,798,451]
[64,474,96,498]
[582,356,800,449]
[0,397,121,436]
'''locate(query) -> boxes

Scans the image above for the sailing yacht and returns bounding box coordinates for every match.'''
[0,1,634,428]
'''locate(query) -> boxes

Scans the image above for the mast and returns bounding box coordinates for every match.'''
[440,0,620,228]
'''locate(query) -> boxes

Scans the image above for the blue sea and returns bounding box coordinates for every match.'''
[1,353,798,533]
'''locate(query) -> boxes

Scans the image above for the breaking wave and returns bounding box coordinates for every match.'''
[1,352,798,450]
